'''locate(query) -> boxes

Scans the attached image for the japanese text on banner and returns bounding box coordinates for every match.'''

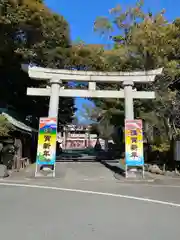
[125,119,144,166]
[36,117,57,165]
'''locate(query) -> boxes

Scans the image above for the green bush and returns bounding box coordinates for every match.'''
[151,143,170,152]
[0,115,14,136]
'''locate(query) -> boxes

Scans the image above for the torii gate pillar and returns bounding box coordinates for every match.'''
[123,81,134,120]
[48,78,61,117]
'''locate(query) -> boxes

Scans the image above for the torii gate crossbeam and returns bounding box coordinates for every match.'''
[22,64,163,120]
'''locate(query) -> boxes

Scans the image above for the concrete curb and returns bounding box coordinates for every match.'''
[114,172,156,183]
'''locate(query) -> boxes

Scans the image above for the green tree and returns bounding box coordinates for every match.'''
[67,43,106,71]
[0,0,75,132]
[94,0,180,156]
[0,115,14,136]
[81,103,120,148]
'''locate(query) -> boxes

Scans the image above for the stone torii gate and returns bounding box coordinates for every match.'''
[22,65,163,120]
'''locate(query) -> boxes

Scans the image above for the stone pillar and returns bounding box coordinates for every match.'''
[123,81,134,120]
[48,78,61,118]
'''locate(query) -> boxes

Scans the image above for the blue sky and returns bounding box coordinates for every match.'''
[45,0,180,122]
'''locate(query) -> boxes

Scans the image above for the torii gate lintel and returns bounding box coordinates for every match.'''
[22,64,163,120]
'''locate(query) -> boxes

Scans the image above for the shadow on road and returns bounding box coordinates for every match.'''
[100,161,125,177]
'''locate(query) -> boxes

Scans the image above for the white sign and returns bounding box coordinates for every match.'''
[68,133,87,138]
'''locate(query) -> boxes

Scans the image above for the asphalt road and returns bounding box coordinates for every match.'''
[0,183,180,240]
[2,162,180,239]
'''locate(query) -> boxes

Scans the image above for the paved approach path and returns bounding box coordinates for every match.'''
[10,162,116,181]
[53,162,116,181]
[0,162,180,239]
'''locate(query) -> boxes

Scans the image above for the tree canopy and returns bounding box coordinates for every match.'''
[91,0,180,151]
[0,0,75,130]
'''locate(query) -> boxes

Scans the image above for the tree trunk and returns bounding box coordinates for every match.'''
[105,139,108,152]
[169,138,175,170]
